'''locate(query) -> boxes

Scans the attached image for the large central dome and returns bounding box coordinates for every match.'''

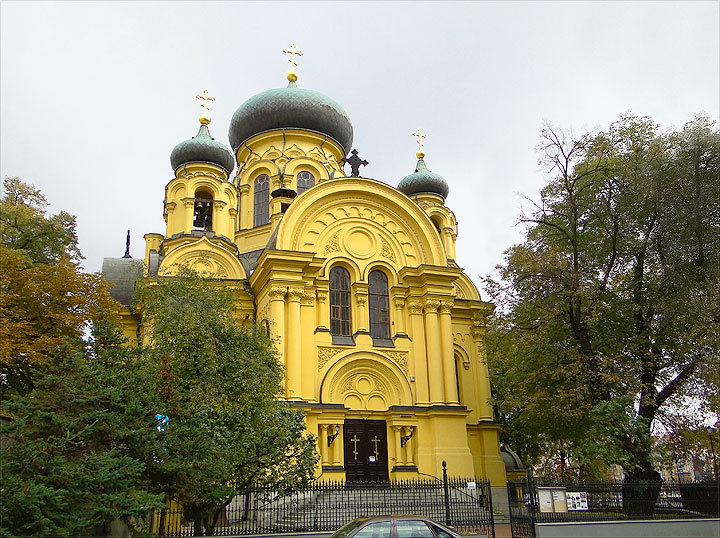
[229,81,354,155]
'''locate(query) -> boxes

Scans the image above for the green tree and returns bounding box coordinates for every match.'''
[0,321,164,537]
[0,176,81,264]
[0,178,116,398]
[137,270,318,535]
[487,114,720,480]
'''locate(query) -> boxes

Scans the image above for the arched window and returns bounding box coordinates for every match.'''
[369,270,391,341]
[253,174,269,226]
[330,267,351,336]
[296,170,315,194]
[193,189,213,231]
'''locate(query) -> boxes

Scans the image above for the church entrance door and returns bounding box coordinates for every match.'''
[343,419,389,483]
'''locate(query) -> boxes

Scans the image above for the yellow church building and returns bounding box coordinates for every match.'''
[102,56,507,487]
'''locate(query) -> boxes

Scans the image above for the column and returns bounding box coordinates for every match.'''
[439,300,459,405]
[409,301,429,404]
[393,426,404,466]
[268,286,286,366]
[402,426,415,466]
[472,322,494,420]
[286,287,303,399]
[354,283,369,333]
[319,425,329,466]
[212,199,227,235]
[424,300,445,404]
[228,208,238,237]
[316,289,329,330]
[331,424,342,466]
[238,184,251,229]
[393,296,406,335]
[164,201,177,235]
[182,197,195,232]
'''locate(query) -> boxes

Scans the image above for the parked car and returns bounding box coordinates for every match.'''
[330,516,463,538]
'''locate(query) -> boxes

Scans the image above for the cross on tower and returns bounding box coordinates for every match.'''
[283,43,303,72]
[342,149,368,177]
[196,89,215,113]
[412,128,427,153]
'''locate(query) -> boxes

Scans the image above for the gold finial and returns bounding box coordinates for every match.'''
[196,89,215,125]
[283,43,303,81]
[412,128,427,158]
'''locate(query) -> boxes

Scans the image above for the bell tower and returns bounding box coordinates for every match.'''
[145,90,239,275]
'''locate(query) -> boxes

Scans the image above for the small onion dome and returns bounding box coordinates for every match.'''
[170,123,235,175]
[229,78,354,155]
[397,153,449,200]
[500,444,525,473]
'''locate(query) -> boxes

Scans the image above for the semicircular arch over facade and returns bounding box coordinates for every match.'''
[160,236,246,280]
[320,350,413,411]
[275,178,447,269]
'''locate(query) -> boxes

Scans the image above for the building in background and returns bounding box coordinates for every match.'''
[103,51,506,486]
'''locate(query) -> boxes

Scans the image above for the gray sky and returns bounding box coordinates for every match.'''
[2,1,718,293]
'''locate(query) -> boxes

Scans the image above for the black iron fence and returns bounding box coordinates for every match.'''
[507,475,719,538]
[152,475,494,537]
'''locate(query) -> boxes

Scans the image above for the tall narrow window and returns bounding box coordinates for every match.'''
[253,174,269,226]
[296,170,315,194]
[369,270,391,340]
[193,190,213,231]
[330,267,351,336]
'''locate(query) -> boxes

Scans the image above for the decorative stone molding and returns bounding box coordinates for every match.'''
[324,231,341,255]
[385,351,408,374]
[408,301,423,315]
[268,286,287,301]
[288,287,304,302]
[212,200,228,210]
[381,237,396,262]
[178,170,226,182]
[318,346,343,370]
[165,201,177,213]
[423,300,441,313]
[301,291,316,305]
[439,301,454,315]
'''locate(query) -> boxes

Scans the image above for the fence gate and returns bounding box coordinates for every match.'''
[507,478,535,538]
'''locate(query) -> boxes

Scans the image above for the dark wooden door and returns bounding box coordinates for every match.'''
[343,419,389,483]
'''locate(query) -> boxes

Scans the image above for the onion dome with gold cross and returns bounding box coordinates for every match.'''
[229,45,353,155]
[170,90,235,175]
[397,129,449,200]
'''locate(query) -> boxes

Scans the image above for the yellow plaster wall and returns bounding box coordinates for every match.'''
[129,126,507,484]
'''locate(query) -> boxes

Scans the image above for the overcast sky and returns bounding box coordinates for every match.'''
[1,1,718,293]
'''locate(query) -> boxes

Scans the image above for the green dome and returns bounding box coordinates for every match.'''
[229,81,353,154]
[170,124,235,175]
[397,158,449,200]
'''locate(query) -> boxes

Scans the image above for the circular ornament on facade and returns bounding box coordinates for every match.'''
[344,228,376,259]
[356,376,372,395]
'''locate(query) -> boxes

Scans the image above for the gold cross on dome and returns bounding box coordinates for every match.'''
[196,89,215,113]
[412,128,427,152]
[283,43,303,72]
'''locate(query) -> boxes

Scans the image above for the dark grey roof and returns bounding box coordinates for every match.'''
[229,81,353,155]
[171,124,235,174]
[102,258,143,307]
[397,158,449,200]
[500,445,525,472]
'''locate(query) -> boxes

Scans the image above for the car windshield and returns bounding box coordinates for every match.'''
[331,518,368,538]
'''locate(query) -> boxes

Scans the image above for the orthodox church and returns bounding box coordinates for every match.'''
[102,48,507,486]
